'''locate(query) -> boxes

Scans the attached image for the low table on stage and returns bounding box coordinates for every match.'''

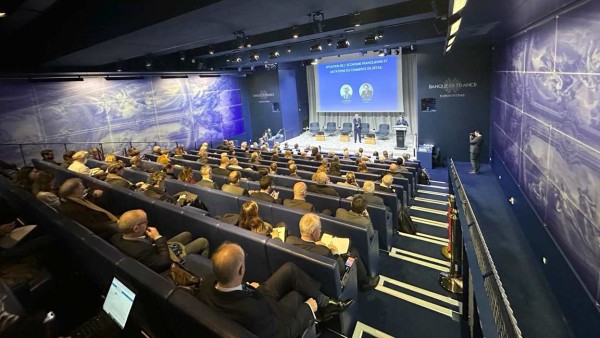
[340,132,349,142]
[315,131,325,141]
[365,134,376,145]
[393,125,407,149]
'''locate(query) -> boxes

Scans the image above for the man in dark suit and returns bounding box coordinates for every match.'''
[375,174,395,194]
[283,182,317,212]
[353,114,362,143]
[212,157,231,177]
[395,115,408,126]
[111,210,209,272]
[469,130,483,174]
[197,165,219,189]
[360,181,385,207]
[286,213,379,291]
[250,176,281,204]
[197,243,353,337]
[335,196,374,239]
[222,171,248,196]
[288,163,300,178]
[308,172,339,197]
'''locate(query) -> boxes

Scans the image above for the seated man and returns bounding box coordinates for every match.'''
[250,175,280,204]
[144,171,175,203]
[105,162,139,190]
[197,243,353,337]
[58,178,118,239]
[283,182,316,212]
[197,165,219,189]
[212,157,231,177]
[335,195,374,239]
[375,174,395,194]
[40,149,60,165]
[389,163,408,176]
[288,163,300,178]
[112,210,208,272]
[359,181,385,207]
[286,213,379,291]
[151,145,162,156]
[308,172,339,197]
[222,171,248,196]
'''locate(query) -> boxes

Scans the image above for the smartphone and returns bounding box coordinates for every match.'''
[345,257,355,268]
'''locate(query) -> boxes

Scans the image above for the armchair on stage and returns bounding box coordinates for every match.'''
[375,124,390,140]
[360,122,370,136]
[308,122,320,135]
[393,125,408,149]
[324,122,337,135]
[340,122,352,135]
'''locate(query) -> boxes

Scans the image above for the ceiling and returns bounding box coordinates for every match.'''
[0,0,584,73]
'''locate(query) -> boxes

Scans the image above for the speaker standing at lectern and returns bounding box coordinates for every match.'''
[396,115,409,127]
[353,114,362,143]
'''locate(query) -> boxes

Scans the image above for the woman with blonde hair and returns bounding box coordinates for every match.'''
[337,172,359,187]
[177,166,196,184]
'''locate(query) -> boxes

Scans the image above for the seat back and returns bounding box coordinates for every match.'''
[309,122,320,132]
[325,122,336,131]
[218,222,271,281]
[360,122,370,135]
[340,199,392,251]
[341,122,352,133]
[376,124,390,135]
[304,193,340,214]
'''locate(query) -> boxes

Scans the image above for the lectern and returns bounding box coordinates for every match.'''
[393,125,407,149]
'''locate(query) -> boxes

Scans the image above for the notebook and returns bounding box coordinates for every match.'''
[0,224,37,249]
[71,277,136,337]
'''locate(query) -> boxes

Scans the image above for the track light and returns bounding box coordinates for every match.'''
[269,51,280,59]
[0,12,6,18]
[291,26,299,39]
[249,53,260,61]
[250,65,255,71]
[286,46,292,53]
[378,50,385,57]
[191,58,196,63]
[327,38,333,46]
[234,31,247,49]
[145,56,152,69]
[393,49,400,55]
[350,12,361,27]
[310,43,322,53]
[235,56,242,63]
[446,44,452,52]
[179,52,185,61]
[364,34,377,45]
[116,60,123,72]
[208,46,214,55]
[336,38,350,49]
[310,59,318,65]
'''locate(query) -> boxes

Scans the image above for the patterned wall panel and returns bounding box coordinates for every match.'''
[492,1,600,303]
[0,76,244,165]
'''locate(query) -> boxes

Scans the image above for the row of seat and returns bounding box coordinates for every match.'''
[33,159,359,335]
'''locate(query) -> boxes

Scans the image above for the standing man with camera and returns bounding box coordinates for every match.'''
[469,130,483,174]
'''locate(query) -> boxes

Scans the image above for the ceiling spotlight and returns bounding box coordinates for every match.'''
[180,52,186,61]
[311,11,325,34]
[377,31,384,40]
[191,58,196,63]
[0,12,6,18]
[145,56,152,69]
[310,59,319,65]
[327,38,333,46]
[378,50,385,57]
[291,26,299,39]
[310,43,322,53]
[234,31,247,49]
[336,38,350,49]
[269,51,280,59]
[286,45,292,53]
[116,60,124,72]
[350,12,361,27]
[393,49,400,55]
[208,46,215,55]
[249,53,260,61]
[446,44,452,53]
[235,56,242,63]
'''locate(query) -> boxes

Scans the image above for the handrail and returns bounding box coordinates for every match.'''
[448,158,522,338]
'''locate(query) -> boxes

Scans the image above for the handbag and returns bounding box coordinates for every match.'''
[169,262,202,297]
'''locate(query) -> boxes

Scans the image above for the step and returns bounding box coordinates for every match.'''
[418,184,449,191]
[413,197,448,210]
[416,190,449,200]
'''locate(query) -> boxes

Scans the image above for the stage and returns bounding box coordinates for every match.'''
[283,131,416,158]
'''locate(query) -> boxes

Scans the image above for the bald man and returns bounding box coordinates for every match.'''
[283,182,316,212]
[197,243,353,336]
[111,209,209,272]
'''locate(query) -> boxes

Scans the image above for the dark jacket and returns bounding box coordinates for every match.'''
[250,191,281,204]
[308,184,339,197]
[144,186,175,203]
[212,167,231,177]
[197,179,219,190]
[335,208,374,238]
[360,193,385,207]
[222,184,248,196]
[286,236,345,275]
[283,199,316,212]
[470,135,483,154]
[110,235,171,272]
[58,198,118,239]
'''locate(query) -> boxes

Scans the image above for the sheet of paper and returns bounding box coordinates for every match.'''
[273,226,286,241]
[0,225,37,249]
[321,233,350,253]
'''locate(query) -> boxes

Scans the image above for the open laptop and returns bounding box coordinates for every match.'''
[71,277,136,337]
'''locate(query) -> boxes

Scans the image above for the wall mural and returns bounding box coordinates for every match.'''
[0,76,244,164]
[491,1,600,303]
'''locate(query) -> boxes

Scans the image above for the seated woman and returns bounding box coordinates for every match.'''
[311,165,327,182]
[174,145,187,157]
[337,172,359,187]
[13,167,39,193]
[328,162,341,177]
[357,162,369,173]
[105,162,138,190]
[32,171,60,209]
[177,166,196,184]
[238,200,283,239]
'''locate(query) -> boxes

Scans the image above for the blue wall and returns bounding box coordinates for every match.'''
[417,44,492,162]
[491,0,600,316]
[0,76,247,164]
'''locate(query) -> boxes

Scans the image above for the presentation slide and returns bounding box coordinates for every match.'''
[315,55,403,113]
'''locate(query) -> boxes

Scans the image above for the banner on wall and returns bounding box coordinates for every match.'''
[252,90,275,103]
[427,77,478,98]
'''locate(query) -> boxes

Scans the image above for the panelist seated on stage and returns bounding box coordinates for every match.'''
[395,115,409,126]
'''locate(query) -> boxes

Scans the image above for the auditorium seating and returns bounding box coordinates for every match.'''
[29,160,359,334]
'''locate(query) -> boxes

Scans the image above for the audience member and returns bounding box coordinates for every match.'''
[228,157,243,170]
[389,163,408,176]
[222,171,248,196]
[68,151,91,175]
[283,182,316,212]
[127,147,140,157]
[238,200,276,234]
[268,162,278,175]
[58,178,118,239]
[250,176,280,204]
[359,181,385,207]
[13,167,39,193]
[105,162,136,190]
[213,157,231,177]
[197,150,209,164]
[104,154,117,165]
[61,150,76,169]
[249,152,261,165]
[197,243,353,336]
[335,196,374,238]
[32,171,59,209]
[144,171,175,203]
[308,172,339,197]
[286,213,379,290]
[288,164,300,178]
[156,150,171,165]
[311,165,327,181]
[284,150,293,159]
[41,149,60,165]
[197,165,219,189]
[178,166,196,184]
[328,162,341,176]
[376,174,395,194]
[357,162,369,173]
[130,155,145,171]
[337,172,358,188]
[174,145,187,156]
[111,209,208,272]
[162,163,176,179]
[152,146,162,156]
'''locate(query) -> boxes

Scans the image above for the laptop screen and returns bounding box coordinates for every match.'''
[102,277,136,329]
